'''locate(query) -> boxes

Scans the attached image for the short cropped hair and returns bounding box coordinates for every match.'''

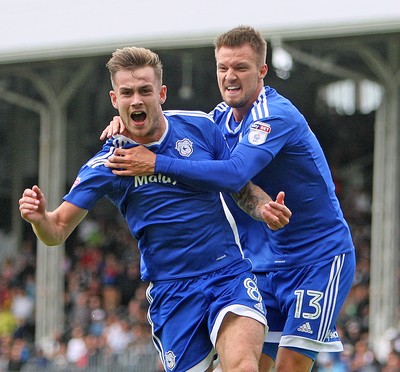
[106,47,163,87]
[214,25,267,67]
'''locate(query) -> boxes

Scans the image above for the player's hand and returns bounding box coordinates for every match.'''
[261,191,292,230]
[99,116,126,140]
[19,185,47,223]
[105,145,156,176]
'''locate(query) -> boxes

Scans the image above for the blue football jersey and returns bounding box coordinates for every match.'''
[64,110,246,281]
[156,88,355,271]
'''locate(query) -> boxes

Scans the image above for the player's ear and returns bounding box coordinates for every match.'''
[160,85,167,105]
[110,91,118,109]
[260,64,268,79]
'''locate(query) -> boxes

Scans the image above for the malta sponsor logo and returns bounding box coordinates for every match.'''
[165,350,176,370]
[134,174,177,188]
[175,138,193,157]
[297,322,313,334]
[248,122,271,145]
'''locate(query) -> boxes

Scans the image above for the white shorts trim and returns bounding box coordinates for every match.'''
[280,335,344,352]
[210,304,268,346]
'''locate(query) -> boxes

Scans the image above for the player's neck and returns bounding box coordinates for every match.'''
[232,108,246,122]
[232,86,264,122]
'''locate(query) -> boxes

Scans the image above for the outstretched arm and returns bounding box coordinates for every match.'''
[19,185,88,246]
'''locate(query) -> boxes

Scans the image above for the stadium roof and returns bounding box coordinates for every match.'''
[1,0,400,63]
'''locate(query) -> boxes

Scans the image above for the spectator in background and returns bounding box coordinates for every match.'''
[0,298,17,339]
[100,253,122,313]
[66,326,88,367]
[103,312,134,361]
[68,289,91,328]
[382,349,400,372]
[117,262,141,306]
[87,294,106,337]
[10,285,34,341]
[6,337,29,371]
[349,338,381,371]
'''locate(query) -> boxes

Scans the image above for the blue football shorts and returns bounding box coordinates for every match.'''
[146,259,267,372]
[259,250,356,361]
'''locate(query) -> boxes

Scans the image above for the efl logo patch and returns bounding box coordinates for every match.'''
[175,138,193,157]
[248,122,271,145]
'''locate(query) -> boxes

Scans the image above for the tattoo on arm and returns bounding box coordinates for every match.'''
[232,182,272,220]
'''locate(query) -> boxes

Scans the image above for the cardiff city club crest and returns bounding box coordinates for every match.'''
[248,122,271,145]
[165,350,176,370]
[175,138,193,157]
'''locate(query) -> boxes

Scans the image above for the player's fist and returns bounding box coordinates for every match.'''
[262,191,291,230]
[19,185,47,223]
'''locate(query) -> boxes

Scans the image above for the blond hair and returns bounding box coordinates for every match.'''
[106,47,163,87]
[214,25,267,67]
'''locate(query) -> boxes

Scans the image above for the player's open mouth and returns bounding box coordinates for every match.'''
[131,111,147,123]
[226,86,240,92]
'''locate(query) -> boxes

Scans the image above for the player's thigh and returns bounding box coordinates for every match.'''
[208,265,267,347]
[208,268,267,370]
[216,312,265,368]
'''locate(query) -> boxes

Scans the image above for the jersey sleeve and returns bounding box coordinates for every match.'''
[64,156,116,210]
[156,141,273,193]
[155,116,293,193]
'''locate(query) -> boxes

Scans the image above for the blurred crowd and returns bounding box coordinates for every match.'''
[0,209,161,371]
[313,183,400,371]
[1,183,400,371]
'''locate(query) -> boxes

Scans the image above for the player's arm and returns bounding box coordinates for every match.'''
[19,185,88,246]
[156,141,271,193]
[100,118,290,228]
[100,116,272,193]
[233,185,291,230]
[103,142,269,194]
